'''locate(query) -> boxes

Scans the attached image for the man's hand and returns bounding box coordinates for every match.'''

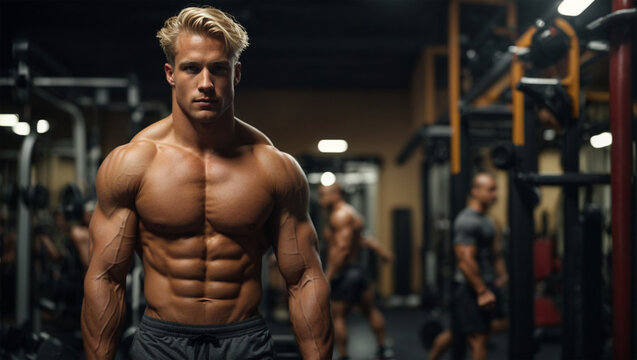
[361,236,394,263]
[379,251,395,263]
[477,289,496,310]
[494,273,509,288]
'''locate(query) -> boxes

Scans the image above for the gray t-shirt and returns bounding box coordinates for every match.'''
[453,207,496,284]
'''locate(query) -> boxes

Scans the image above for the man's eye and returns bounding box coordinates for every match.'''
[184,65,199,72]
[212,65,229,75]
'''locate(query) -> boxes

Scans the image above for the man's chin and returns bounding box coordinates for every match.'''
[193,116,219,124]
[190,110,221,124]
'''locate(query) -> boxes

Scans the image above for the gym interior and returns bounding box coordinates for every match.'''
[1,0,635,359]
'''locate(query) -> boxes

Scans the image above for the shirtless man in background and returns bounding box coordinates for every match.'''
[319,183,394,360]
[81,6,332,359]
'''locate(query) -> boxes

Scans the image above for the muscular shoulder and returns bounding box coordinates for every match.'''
[235,119,307,203]
[454,208,480,228]
[96,140,158,209]
[265,148,306,197]
[453,208,481,244]
[248,146,308,214]
[130,116,172,142]
[330,207,355,229]
[236,118,274,147]
[234,119,299,186]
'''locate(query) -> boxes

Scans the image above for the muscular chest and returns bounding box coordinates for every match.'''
[135,147,274,236]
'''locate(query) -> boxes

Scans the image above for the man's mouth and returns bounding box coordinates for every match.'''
[194,98,218,107]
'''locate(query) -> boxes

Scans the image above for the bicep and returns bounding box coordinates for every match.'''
[268,151,324,285]
[86,142,149,282]
[360,236,377,250]
[454,244,477,264]
[454,220,477,246]
[274,210,322,286]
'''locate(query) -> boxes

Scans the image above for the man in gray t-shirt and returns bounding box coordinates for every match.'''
[454,207,496,284]
[427,173,508,360]
[453,172,507,360]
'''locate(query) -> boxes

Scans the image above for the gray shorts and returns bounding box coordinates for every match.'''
[130,315,276,360]
[330,264,370,303]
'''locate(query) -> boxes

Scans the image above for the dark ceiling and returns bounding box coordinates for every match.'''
[0,0,609,103]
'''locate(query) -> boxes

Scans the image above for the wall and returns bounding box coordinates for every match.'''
[409,47,456,294]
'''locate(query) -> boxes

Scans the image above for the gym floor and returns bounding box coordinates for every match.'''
[268,307,563,360]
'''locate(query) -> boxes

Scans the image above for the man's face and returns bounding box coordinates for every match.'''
[164,33,241,124]
[473,175,498,208]
[318,186,338,208]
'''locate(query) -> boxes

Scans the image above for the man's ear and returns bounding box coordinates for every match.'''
[234,62,242,86]
[165,63,175,86]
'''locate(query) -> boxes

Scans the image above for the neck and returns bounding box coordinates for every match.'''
[328,199,345,212]
[468,198,486,213]
[171,98,238,153]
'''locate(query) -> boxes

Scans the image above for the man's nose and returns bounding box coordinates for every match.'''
[198,68,214,91]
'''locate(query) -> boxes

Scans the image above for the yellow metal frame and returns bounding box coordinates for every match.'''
[511,26,536,145]
[585,90,610,102]
[472,73,512,107]
[449,0,517,174]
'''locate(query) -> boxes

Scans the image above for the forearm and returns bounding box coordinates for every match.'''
[363,237,392,261]
[494,255,507,277]
[81,275,127,360]
[376,247,393,261]
[288,271,334,360]
[40,235,62,261]
[458,258,488,294]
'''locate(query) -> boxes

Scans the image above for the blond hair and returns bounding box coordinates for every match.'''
[157,6,249,64]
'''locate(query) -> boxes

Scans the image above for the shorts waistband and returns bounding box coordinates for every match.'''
[139,315,267,339]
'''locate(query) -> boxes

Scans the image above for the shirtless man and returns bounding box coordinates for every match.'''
[81,6,332,360]
[318,183,393,360]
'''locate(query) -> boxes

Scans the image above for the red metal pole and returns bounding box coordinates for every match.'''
[609,0,634,358]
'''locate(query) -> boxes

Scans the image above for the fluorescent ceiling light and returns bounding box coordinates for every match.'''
[0,114,19,127]
[558,0,595,16]
[587,40,610,52]
[318,139,348,153]
[37,119,50,134]
[543,129,556,141]
[12,122,30,136]
[590,132,612,148]
[320,172,336,186]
